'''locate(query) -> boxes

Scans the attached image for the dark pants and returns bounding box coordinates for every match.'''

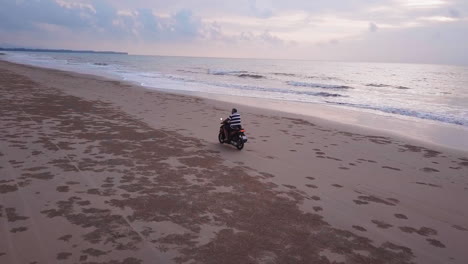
[223,124,231,141]
[224,124,240,141]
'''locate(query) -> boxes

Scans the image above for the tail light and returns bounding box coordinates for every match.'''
[240,129,245,132]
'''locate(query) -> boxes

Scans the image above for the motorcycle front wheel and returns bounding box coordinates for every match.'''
[218,132,225,144]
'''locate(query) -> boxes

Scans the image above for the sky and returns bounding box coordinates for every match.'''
[1,0,467,65]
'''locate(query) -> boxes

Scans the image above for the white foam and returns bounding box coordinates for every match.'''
[286,81,352,89]
[4,52,467,129]
[328,102,468,126]
[208,69,247,75]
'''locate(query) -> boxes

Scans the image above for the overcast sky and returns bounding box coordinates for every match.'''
[1,0,467,64]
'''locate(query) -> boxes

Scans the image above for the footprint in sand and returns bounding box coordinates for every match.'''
[56,186,69,192]
[382,166,401,171]
[58,234,73,242]
[57,252,72,260]
[371,220,393,229]
[354,195,397,206]
[0,184,18,194]
[352,225,367,232]
[426,239,446,248]
[353,200,368,205]
[394,213,408,220]
[399,226,437,236]
[313,206,323,212]
[452,225,468,231]
[414,182,441,188]
[326,156,342,161]
[420,167,440,173]
[10,227,28,233]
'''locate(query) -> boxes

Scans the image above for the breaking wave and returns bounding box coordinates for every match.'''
[272,72,297,77]
[366,83,410,90]
[287,81,352,90]
[208,69,266,79]
[327,102,467,126]
[238,74,265,79]
[209,70,248,75]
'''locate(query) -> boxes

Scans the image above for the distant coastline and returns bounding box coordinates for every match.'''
[0,47,127,55]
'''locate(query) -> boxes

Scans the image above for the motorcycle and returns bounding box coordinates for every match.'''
[218,118,248,150]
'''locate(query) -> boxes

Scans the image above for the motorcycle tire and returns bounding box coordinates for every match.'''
[236,138,244,150]
[218,132,225,144]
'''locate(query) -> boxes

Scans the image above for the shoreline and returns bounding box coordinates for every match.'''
[143,86,468,154]
[3,56,467,153]
[1,59,468,263]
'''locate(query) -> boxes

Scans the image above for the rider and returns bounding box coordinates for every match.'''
[223,108,241,142]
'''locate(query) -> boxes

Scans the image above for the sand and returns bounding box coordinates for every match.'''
[0,59,467,264]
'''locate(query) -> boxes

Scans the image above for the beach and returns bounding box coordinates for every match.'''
[1,59,467,263]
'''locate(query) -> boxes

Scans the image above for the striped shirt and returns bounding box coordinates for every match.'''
[228,112,241,128]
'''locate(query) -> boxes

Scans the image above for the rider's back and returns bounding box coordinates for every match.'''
[229,112,241,128]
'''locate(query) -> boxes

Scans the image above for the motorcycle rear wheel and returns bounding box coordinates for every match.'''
[236,138,244,150]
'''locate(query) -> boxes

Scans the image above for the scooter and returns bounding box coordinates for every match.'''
[218,118,248,150]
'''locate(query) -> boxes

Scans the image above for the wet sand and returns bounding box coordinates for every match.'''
[0,60,467,264]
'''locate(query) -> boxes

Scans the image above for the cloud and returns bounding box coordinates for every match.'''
[311,19,468,65]
[248,0,273,18]
[0,0,467,64]
[448,8,461,18]
[171,9,202,39]
[369,22,379,32]
[137,8,160,34]
[134,9,205,42]
[0,0,94,31]
[0,0,209,44]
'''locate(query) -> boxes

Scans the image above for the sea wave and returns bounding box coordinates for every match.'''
[307,75,343,82]
[140,73,346,98]
[366,83,410,90]
[272,72,297,77]
[272,72,342,82]
[327,101,467,126]
[177,69,201,74]
[220,83,345,97]
[238,73,265,79]
[208,69,265,79]
[287,81,352,89]
[209,69,248,75]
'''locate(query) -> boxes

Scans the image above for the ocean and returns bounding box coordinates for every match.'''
[4,52,468,129]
